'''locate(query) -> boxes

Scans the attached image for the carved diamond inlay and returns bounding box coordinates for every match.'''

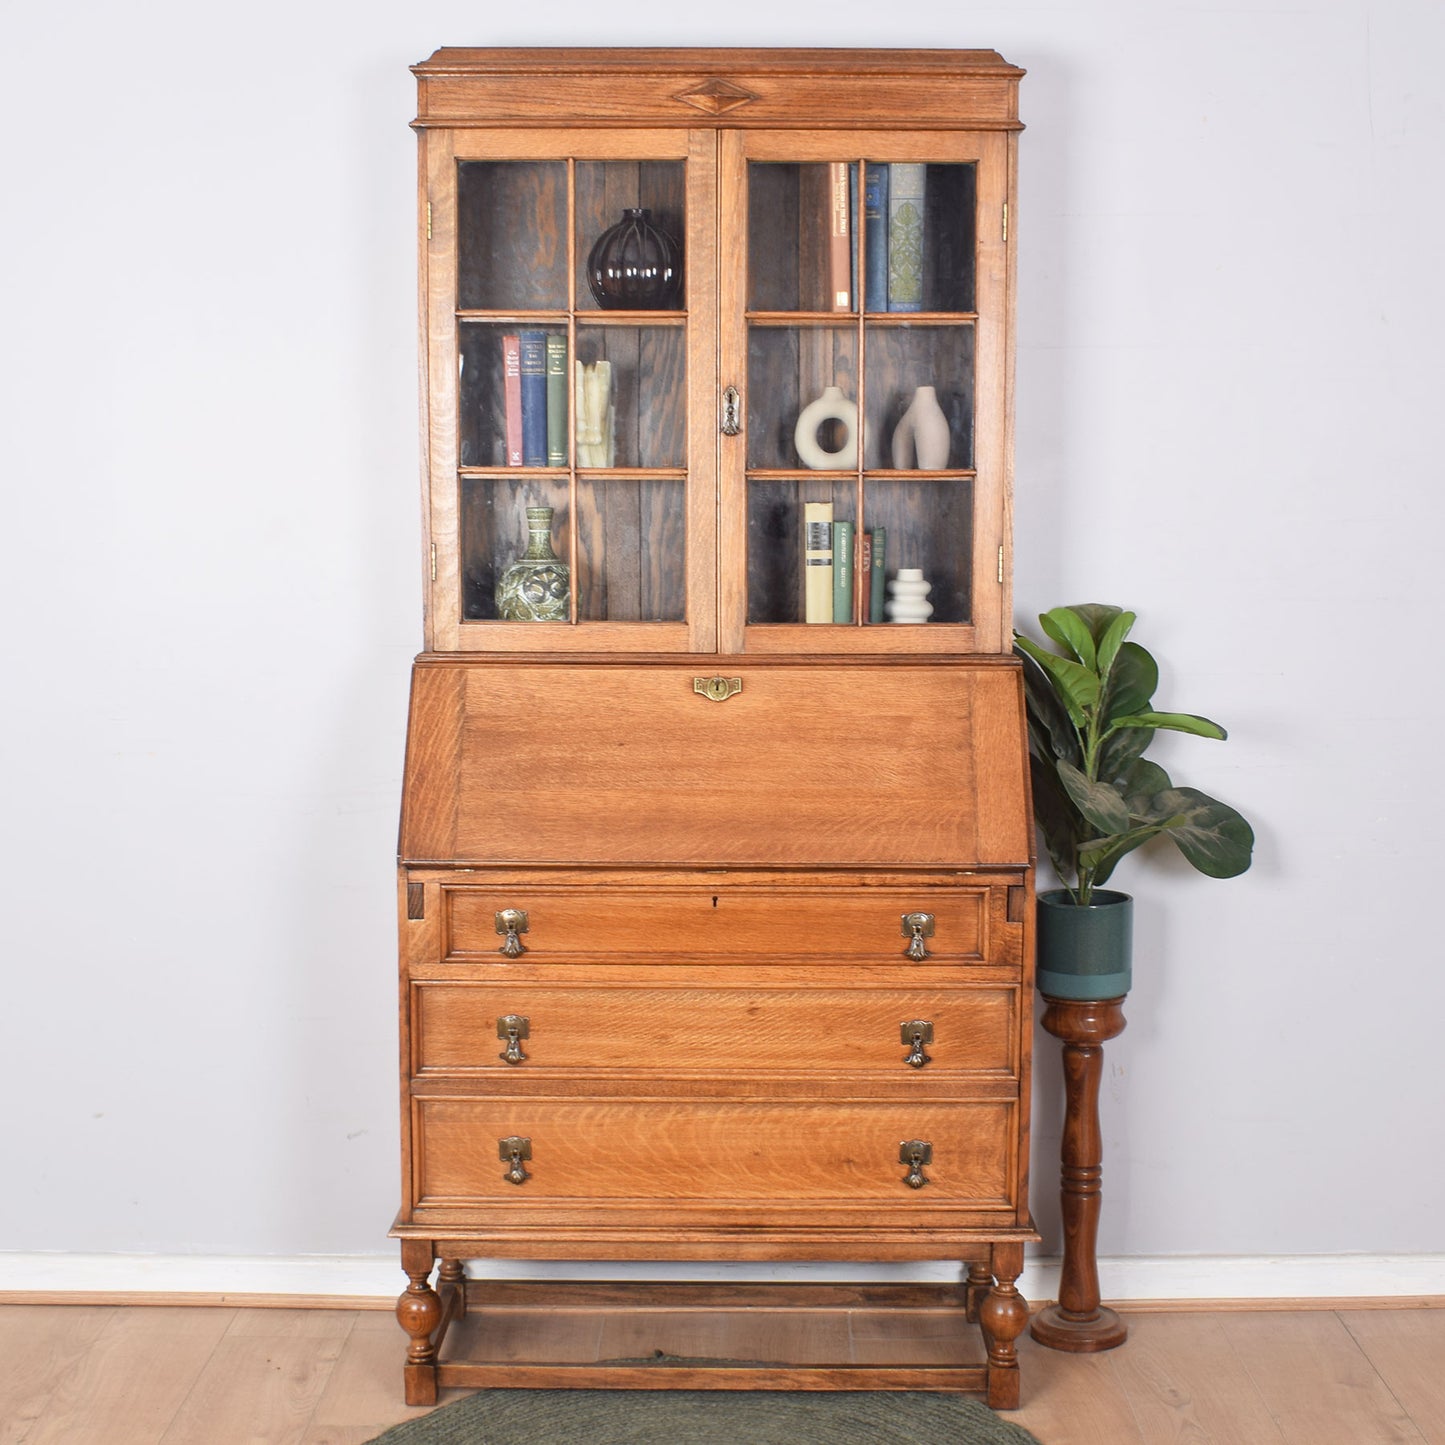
[674,78,759,115]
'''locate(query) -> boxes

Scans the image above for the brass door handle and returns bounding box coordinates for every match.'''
[495,909,529,957]
[899,1139,933,1189]
[901,1020,934,1069]
[901,912,935,960]
[499,1136,532,1185]
[497,1015,530,1065]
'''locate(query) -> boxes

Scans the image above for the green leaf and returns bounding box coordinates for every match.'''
[1120,710,1228,741]
[1150,788,1255,877]
[1094,609,1136,682]
[1015,636,1100,728]
[1038,607,1098,669]
[1097,724,1153,786]
[1078,825,1161,886]
[1017,643,1084,765]
[1103,641,1158,723]
[1058,760,1131,834]
[1029,754,1080,888]
[1069,604,1128,646]
[1116,757,1172,814]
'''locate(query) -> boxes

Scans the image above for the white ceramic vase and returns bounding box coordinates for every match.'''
[885,567,934,623]
[794,385,859,470]
[889,385,950,470]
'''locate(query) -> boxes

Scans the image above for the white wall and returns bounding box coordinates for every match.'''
[2,0,1441,1274]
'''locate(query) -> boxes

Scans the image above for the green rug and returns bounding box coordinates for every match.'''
[366,1390,1042,1443]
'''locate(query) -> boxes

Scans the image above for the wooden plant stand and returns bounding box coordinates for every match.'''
[1029,995,1129,1352]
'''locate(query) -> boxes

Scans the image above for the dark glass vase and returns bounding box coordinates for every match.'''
[586,208,683,310]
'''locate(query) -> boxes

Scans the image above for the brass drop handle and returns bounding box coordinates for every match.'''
[901,1020,934,1069]
[499,1136,532,1186]
[721,384,742,436]
[495,909,529,957]
[900,1139,933,1190]
[497,1014,530,1065]
[901,911,935,960]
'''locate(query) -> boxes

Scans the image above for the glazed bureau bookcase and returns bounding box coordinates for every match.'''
[394,47,1037,1410]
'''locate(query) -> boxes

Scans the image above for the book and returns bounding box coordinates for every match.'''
[858,530,873,621]
[803,501,834,623]
[545,333,568,467]
[848,162,859,314]
[863,163,889,313]
[519,329,548,467]
[502,334,523,466]
[832,519,854,623]
[887,163,927,312]
[869,525,887,623]
[829,161,851,312]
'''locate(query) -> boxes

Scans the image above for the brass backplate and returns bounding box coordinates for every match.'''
[694,675,742,702]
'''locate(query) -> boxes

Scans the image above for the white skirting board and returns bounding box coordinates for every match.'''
[2,1252,1444,1303]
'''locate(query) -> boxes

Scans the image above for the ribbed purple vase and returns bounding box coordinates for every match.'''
[586,208,683,310]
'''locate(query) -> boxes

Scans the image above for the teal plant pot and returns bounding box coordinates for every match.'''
[1037,889,1133,1000]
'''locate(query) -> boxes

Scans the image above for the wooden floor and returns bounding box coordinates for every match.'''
[1,1301,1441,1444]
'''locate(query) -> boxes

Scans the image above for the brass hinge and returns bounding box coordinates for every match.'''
[998,546,1005,584]
[426,201,432,241]
[430,542,437,581]
[1002,201,1009,244]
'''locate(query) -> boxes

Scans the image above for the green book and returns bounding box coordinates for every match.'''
[832,520,854,624]
[545,333,568,468]
[869,525,887,623]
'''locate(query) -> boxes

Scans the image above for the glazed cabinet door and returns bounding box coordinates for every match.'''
[422,129,718,651]
[718,130,1015,654]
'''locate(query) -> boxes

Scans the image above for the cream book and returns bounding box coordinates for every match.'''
[803,501,834,623]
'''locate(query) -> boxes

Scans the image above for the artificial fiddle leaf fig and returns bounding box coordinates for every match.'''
[1014,605,1254,904]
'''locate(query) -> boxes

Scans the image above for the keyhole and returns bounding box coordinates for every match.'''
[712,896,718,908]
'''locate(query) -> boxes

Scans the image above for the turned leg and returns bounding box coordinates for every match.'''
[438,1257,467,1321]
[963,1259,994,1322]
[1030,995,1129,1352]
[979,1242,1028,1410]
[396,1239,441,1406]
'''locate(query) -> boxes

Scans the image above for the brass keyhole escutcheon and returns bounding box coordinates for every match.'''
[499,1136,532,1186]
[901,911,935,960]
[901,1020,934,1069]
[899,1139,933,1189]
[497,1014,530,1065]
[693,675,742,703]
[495,908,529,957]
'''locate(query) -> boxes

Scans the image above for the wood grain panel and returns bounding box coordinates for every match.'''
[399,658,1030,867]
[413,980,1018,1077]
[443,883,988,960]
[415,1097,1012,1205]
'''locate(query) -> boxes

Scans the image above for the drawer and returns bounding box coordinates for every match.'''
[414,1097,1015,1207]
[441,885,1000,964]
[412,979,1019,1078]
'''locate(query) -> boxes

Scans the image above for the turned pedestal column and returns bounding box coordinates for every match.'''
[1030,994,1129,1352]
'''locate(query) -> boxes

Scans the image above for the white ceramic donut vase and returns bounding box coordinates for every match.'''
[793,385,858,470]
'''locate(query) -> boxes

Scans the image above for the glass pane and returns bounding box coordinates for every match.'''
[460,478,571,623]
[746,327,859,471]
[576,161,687,312]
[459,325,568,470]
[746,479,858,625]
[576,479,685,622]
[863,324,975,471]
[748,162,857,313]
[575,326,685,470]
[864,479,974,624]
[860,162,976,315]
[457,162,568,311]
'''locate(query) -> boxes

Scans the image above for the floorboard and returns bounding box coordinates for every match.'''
[3,1301,1443,1444]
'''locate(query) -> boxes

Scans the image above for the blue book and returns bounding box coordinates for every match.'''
[887,163,927,312]
[864,163,889,313]
[519,329,548,467]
